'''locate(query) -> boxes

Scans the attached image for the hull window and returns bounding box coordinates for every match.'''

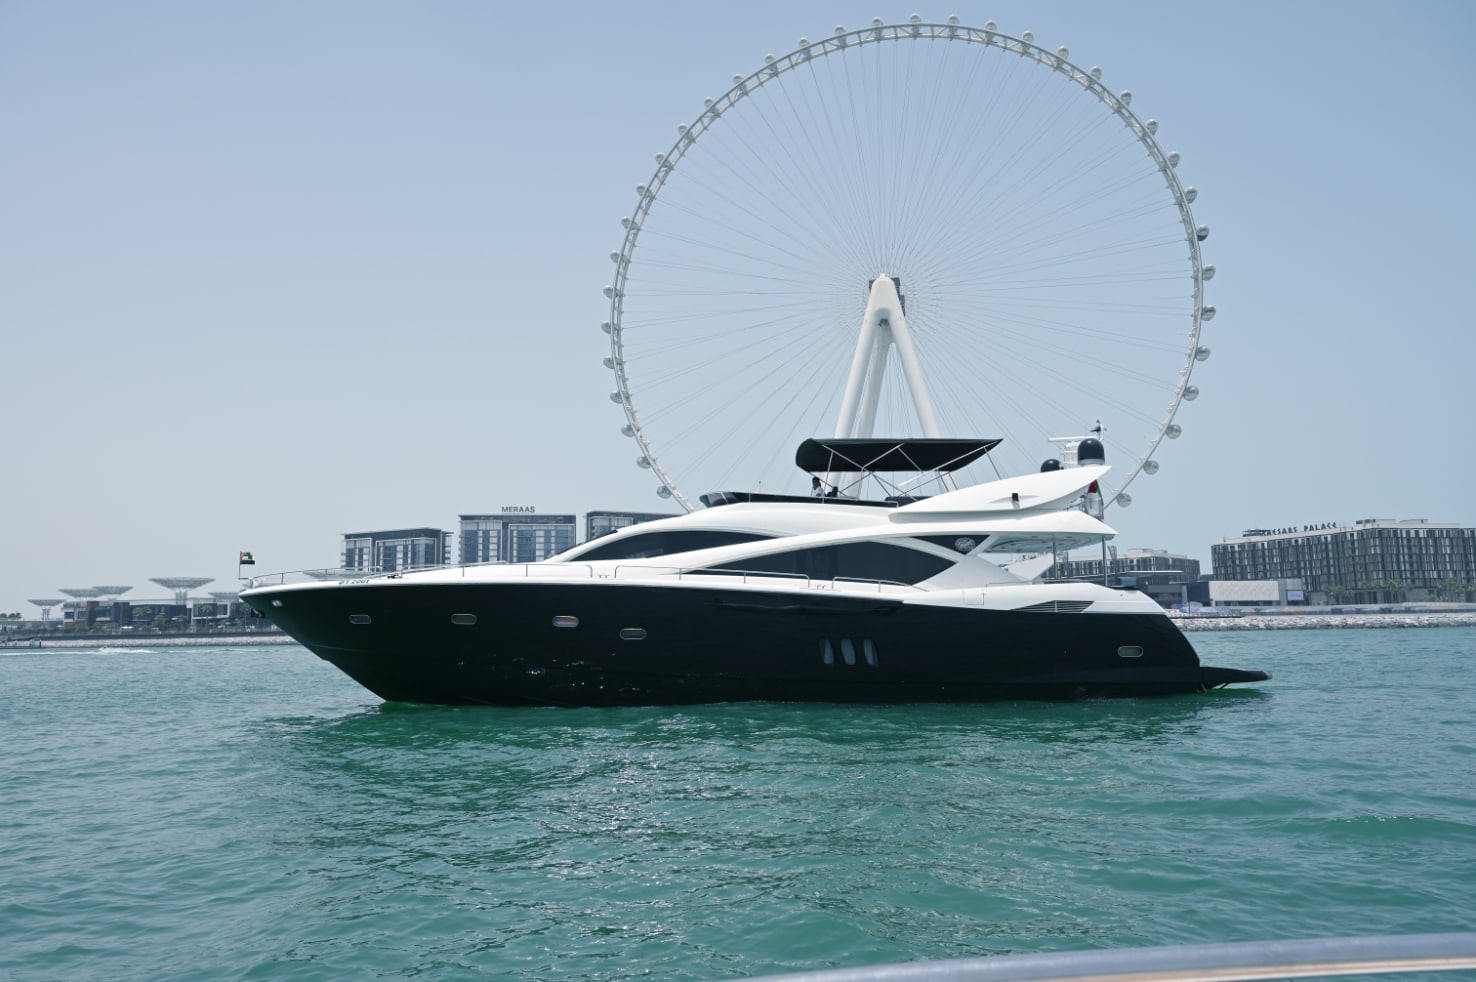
[619,627,647,641]
[348,614,371,625]
[823,638,879,668]
[552,615,579,628]
[840,639,857,666]
[451,613,477,626]
[1117,645,1145,658]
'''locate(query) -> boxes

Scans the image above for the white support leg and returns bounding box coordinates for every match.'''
[835,275,945,440]
[830,275,954,491]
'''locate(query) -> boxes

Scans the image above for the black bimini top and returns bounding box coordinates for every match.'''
[794,438,1001,474]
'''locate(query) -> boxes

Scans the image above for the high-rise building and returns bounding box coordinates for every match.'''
[459,512,576,565]
[342,528,451,574]
[1211,519,1476,602]
[585,510,677,541]
[1048,548,1201,584]
[1047,549,1201,607]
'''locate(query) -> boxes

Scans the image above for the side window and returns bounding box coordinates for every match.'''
[701,542,953,584]
[576,529,775,561]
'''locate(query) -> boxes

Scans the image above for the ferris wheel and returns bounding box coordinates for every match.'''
[604,16,1213,510]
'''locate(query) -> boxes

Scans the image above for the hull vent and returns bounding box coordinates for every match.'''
[1014,600,1094,614]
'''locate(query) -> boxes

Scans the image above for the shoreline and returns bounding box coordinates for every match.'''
[1,633,299,649]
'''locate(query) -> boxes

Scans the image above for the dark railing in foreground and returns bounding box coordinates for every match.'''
[747,933,1476,982]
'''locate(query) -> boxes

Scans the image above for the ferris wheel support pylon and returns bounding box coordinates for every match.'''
[834,275,956,492]
[835,276,943,442]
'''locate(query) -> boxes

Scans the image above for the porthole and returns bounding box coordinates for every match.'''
[619,627,647,641]
[271,599,284,608]
[451,613,477,626]
[552,615,579,628]
[349,614,371,625]
[1117,645,1144,658]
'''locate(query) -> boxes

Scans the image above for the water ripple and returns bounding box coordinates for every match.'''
[2,632,1474,979]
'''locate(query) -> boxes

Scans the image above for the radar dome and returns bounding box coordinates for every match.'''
[1077,439,1106,465]
[1040,459,1062,472]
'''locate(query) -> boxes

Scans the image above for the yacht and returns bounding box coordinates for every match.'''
[239,437,1268,706]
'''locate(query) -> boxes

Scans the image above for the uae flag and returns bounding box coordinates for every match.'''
[239,551,256,565]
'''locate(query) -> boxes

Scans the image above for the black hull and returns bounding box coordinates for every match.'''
[245,581,1269,706]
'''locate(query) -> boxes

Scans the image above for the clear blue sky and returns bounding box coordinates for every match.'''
[2,1,1473,615]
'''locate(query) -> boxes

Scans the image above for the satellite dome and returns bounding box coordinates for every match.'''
[1040,459,1062,472]
[1077,438,1106,465]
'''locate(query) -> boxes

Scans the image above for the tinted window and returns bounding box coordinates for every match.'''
[576,529,775,561]
[700,541,953,585]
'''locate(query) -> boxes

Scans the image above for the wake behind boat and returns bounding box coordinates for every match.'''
[240,437,1268,706]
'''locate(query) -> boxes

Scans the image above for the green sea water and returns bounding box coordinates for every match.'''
[3,629,1474,981]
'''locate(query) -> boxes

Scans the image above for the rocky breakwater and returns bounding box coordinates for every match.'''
[1174,612,1476,632]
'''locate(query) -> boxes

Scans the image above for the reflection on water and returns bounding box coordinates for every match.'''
[252,690,1281,925]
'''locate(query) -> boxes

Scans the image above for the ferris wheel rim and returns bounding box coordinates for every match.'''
[605,17,1210,511]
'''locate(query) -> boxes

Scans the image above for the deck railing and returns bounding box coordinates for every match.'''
[243,563,914,593]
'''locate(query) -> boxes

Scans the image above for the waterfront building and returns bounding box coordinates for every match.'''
[1049,548,1201,583]
[459,511,576,565]
[1046,548,1201,606]
[1190,579,1307,608]
[584,510,677,541]
[1045,549,1200,608]
[342,528,451,574]
[1210,519,1476,603]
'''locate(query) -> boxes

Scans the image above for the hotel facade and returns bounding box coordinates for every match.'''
[1210,519,1476,602]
